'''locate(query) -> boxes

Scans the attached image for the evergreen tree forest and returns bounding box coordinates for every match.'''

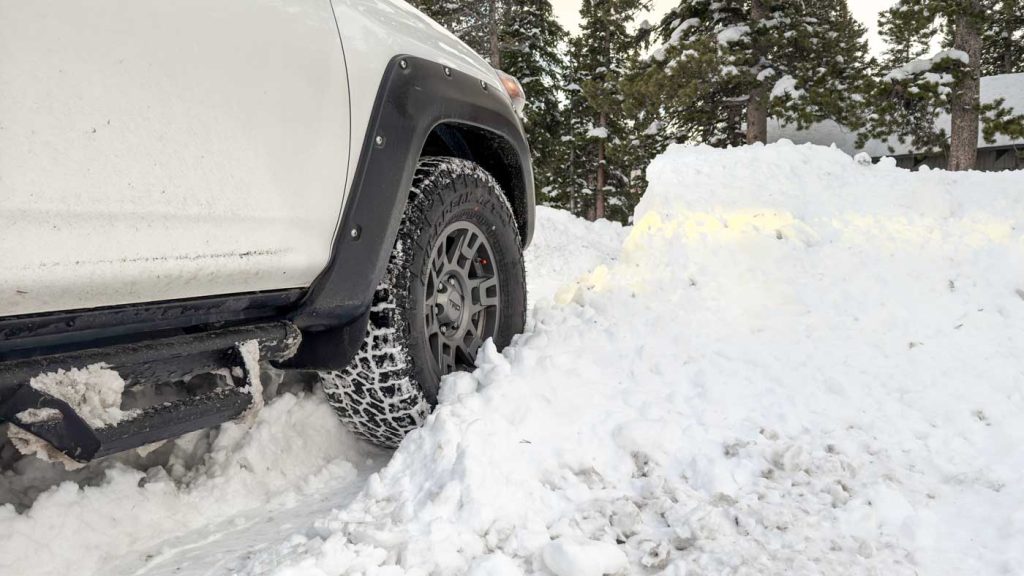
[406,0,1024,222]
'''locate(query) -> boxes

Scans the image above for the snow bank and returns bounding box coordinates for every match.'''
[525,206,627,305]
[260,143,1024,575]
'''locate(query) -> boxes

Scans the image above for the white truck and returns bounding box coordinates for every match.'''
[0,0,533,459]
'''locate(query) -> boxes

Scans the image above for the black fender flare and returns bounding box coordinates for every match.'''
[284,55,535,370]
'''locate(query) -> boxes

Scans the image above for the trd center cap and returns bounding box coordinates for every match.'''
[436,279,465,327]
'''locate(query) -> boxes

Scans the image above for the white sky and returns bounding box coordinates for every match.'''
[550,0,898,55]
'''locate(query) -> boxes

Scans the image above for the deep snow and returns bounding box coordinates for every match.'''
[2,142,1023,576]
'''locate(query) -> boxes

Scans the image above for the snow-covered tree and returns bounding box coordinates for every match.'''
[627,0,872,147]
[981,0,1024,75]
[573,0,650,221]
[863,0,1024,170]
[501,1,567,202]
[407,0,506,66]
[542,55,590,214]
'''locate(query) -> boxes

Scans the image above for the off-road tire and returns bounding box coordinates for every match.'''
[319,157,527,447]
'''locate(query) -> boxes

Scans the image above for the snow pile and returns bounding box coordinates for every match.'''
[260,143,1024,575]
[525,206,627,305]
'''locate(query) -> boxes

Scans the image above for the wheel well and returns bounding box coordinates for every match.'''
[421,123,531,245]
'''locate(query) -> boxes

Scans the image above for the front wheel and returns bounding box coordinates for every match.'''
[319,157,527,447]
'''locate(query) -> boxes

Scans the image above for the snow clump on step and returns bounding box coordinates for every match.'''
[29,364,137,428]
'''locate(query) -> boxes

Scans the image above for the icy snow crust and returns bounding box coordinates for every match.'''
[2,142,1023,575]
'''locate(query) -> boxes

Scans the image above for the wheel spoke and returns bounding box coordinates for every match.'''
[438,341,457,373]
[460,232,483,271]
[425,302,438,333]
[461,318,483,357]
[447,230,466,268]
[467,276,500,310]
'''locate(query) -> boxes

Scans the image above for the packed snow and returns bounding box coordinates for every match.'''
[2,142,1023,575]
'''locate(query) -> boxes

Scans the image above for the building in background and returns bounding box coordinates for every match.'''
[769,73,1024,171]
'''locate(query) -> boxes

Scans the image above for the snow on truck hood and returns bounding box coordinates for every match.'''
[2,142,1023,576]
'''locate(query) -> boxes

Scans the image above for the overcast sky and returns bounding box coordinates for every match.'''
[550,0,898,55]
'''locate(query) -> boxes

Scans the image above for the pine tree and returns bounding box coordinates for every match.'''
[981,0,1024,75]
[545,53,593,216]
[501,1,568,203]
[405,0,505,65]
[863,0,1024,170]
[573,0,650,221]
[626,0,872,148]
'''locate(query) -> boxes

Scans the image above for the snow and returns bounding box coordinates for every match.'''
[3,143,1024,575]
[237,339,265,422]
[716,25,750,45]
[643,120,664,136]
[770,74,802,99]
[770,72,1024,156]
[525,207,627,305]
[883,49,970,82]
[28,364,137,429]
[586,127,609,139]
[0,392,380,576]
[542,539,627,576]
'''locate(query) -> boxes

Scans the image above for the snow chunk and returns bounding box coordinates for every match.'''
[643,120,663,136]
[16,407,62,424]
[771,75,803,99]
[468,552,523,576]
[236,339,264,423]
[586,127,609,139]
[716,24,750,44]
[543,539,627,576]
[884,49,970,82]
[29,364,137,428]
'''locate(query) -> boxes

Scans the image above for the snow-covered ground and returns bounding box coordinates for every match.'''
[2,142,1023,576]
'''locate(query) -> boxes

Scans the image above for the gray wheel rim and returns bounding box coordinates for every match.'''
[424,221,501,379]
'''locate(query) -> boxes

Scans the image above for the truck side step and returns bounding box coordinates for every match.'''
[0,321,300,462]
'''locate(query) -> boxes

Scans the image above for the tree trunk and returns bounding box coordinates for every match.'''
[488,0,501,68]
[949,2,982,171]
[595,111,606,221]
[746,0,769,144]
[1001,0,1014,74]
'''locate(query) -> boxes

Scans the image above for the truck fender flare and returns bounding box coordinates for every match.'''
[284,55,534,370]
